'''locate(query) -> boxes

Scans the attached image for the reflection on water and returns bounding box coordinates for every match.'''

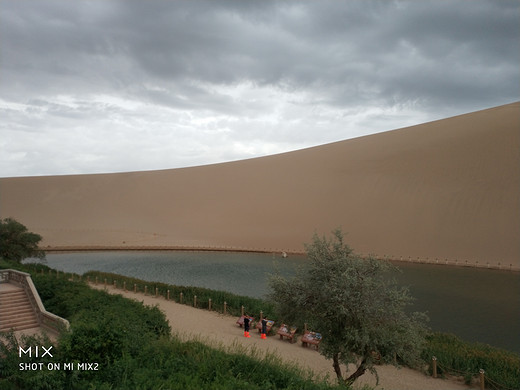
[28,251,520,353]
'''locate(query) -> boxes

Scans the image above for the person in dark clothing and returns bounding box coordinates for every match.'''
[261,317,268,339]
[243,316,251,338]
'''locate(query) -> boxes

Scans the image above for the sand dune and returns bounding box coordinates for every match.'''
[1,102,519,268]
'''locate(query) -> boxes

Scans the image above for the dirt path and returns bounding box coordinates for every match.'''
[91,284,474,390]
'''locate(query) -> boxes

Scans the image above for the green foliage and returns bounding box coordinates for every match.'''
[0,218,45,263]
[423,333,520,390]
[0,264,341,390]
[32,274,171,361]
[3,255,517,389]
[83,270,277,319]
[269,229,429,386]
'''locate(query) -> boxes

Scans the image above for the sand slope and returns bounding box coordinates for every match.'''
[1,102,519,267]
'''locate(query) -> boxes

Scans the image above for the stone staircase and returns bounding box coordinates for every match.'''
[0,286,39,332]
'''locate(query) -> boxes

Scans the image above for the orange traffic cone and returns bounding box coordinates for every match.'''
[261,333,266,339]
[246,331,251,338]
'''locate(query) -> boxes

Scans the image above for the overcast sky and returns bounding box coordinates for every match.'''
[1,0,518,177]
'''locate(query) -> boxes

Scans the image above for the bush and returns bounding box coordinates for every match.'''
[422,332,520,389]
[0,263,340,390]
[83,270,277,319]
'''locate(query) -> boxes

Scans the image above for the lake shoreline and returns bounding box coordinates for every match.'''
[42,246,520,272]
[26,251,520,353]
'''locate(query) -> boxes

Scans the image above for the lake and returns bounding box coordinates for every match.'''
[27,251,520,353]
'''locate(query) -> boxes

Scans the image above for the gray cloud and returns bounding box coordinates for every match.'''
[1,0,518,177]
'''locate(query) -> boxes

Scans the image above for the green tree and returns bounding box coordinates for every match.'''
[0,218,45,263]
[268,229,429,387]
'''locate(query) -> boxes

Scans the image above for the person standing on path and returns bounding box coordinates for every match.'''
[243,316,251,338]
[261,317,267,339]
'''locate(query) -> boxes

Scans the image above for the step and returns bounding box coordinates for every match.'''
[1,310,36,321]
[0,288,40,332]
[0,317,39,332]
[1,298,30,304]
[0,290,26,297]
[0,295,30,305]
[2,303,33,312]
[0,292,29,302]
[1,298,31,308]
[1,308,37,320]
[1,316,37,328]
[0,321,40,332]
[2,308,35,320]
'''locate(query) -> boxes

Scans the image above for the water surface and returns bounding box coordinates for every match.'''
[29,251,520,353]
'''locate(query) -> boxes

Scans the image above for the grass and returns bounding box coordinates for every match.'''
[2,259,518,389]
[422,332,520,389]
[0,260,342,390]
[83,269,277,319]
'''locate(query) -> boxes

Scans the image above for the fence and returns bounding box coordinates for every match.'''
[79,271,276,320]
[430,356,517,390]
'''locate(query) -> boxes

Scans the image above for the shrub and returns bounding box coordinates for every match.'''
[83,270,277,319]
[422,332,520,389]
[0,264,340,390]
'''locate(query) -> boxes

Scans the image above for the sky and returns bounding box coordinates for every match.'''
[1,0,519,178]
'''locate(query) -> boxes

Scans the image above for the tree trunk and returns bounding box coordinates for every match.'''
[346,357,367,386]
[332,353,343,382]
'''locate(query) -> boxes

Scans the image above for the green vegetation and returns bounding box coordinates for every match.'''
[269,229,429,387]
[0,260,341,390]
[422,332,520,390]
[2,254,518,389]
[0,218,44,263]
[82,270,277,319]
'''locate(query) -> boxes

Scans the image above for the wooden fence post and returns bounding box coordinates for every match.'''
[123,281,126,291]
[144,285,148,295]
[479,369,485,390]
[95,276,98,285]
[224,301,227,315]
[113,280,117,288]
[260,310,263,321]
[432,356,437,378]
[134,283,137,293]
[104,278,107,286]
[194,295,197,307]
[180,292,183,304]
[155,287,158,298]
[208,298,212,311]
[241,305,244,316]
[167,290,170,301]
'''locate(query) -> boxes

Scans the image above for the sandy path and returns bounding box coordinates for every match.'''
[90,284,474,390]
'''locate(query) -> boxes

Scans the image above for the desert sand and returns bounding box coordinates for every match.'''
[1,102,519,268]
[91,283,475,390]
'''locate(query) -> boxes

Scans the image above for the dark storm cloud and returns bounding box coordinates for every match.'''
[2,0,518,107]
[1,0,518,176]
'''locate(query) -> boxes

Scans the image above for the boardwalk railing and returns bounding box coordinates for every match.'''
[0,269,70,334]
